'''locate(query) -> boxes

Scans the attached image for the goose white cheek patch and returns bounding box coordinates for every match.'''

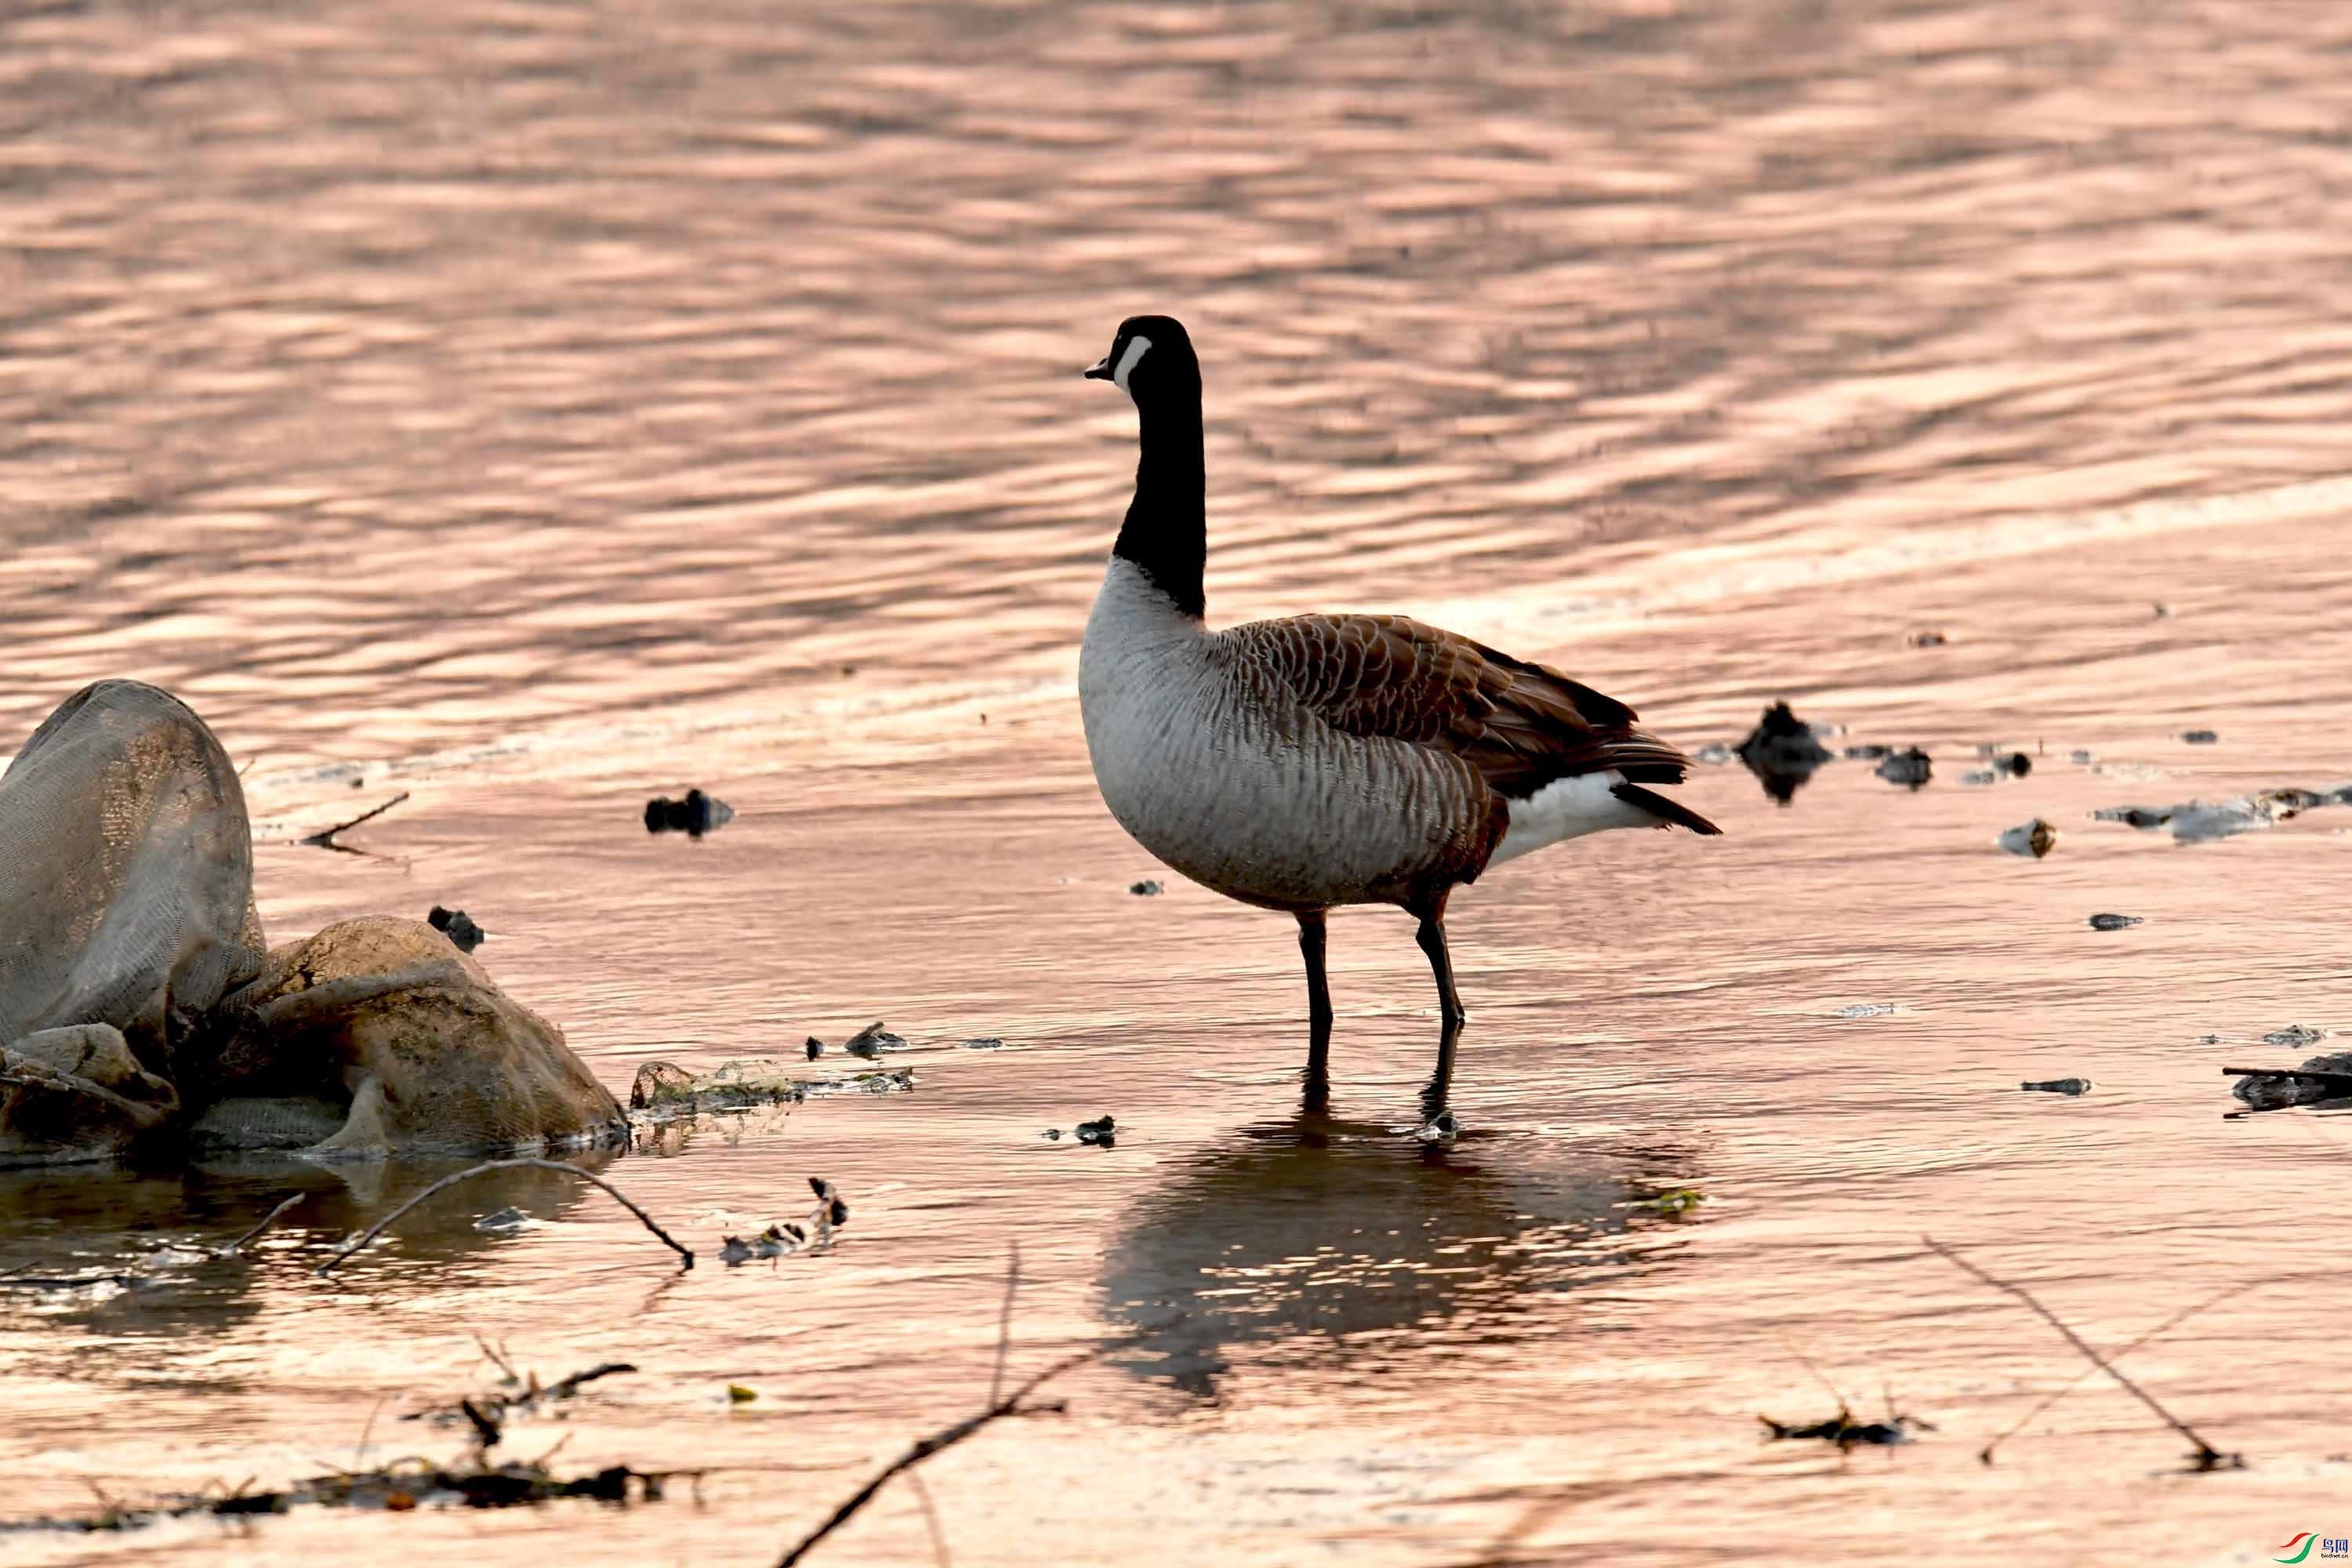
[1112,335,1153,394]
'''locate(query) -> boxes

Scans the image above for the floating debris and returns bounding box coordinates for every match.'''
[804,1036,823,1060]
[1647,1186,1705,1215]
[1041,1128,1062,1141]
[804,1067,915,1097]
[2180,730,2219,746]
[1075,1115,1117,1147]
[2002,752,2032,778]
[2089,913,2143,931]
[428,906,485,953]
[2228,1053,2352,1112]
[1843,743,1893,760]
[728,1384,758,1403]
[2264,1024,2329,1048]
[1128,880,1163,896]
[644,788,734,838]
[844,1022,909,1059]
[956,1036,1005,1050]
[1833,1003,1901,1019]
[2069,749,2096,765]
[1413,1109,1461,1142]
[1760,1406,1931,1447]
[1875,747,1933,789]
[2154,602,2173,618]
[719,1178,848,1265]
[1998,818,2059,858]
[1737,702,1835,804]
[1961,769,1998,786]
[2096,789,2335,844]
[1908,630,1947,648]
[2021,1078,2092,1096]
[628,1058,807,1117]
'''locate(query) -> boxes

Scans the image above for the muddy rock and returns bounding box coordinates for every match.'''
[0,1024,180,1167]
[428,906,485,953]
[201,916,625,1158]
[2232,1051,2352,1111]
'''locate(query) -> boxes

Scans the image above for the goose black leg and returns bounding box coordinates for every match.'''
[1413,909,1465,1126]
[1298,909,1333,1112]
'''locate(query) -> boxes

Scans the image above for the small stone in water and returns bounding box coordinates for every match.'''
[1908,629,1947,648]
[804,1036,823,1060]
[1998,818,2058,858]
[2002,752,2032,777]
[2088,913,2143,931]
[2020,1078,2092,1095]
[475,1206,530,1233]
[1961,770,1997,786]
[1043,1127,1062,1141]
[956,1036,1005,1050]
[2180,729,2219,745]
[1129,880,1163,896]
[2263,1024,2328,1047]
[1844,743,1893,760]
[1834,1003,1900,1018]
[644,788,735,837]
[1076,1115,1117,1147]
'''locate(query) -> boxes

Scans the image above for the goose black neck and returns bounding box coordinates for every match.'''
[1112,392,1206,620]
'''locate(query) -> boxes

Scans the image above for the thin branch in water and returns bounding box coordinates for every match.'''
[1977,1273,2275,1464]
[215,1193,305,1257]
[988,1241,1019,1409]
[1924,1236,2240,1470]
[775,1343,1117,1567]
[296,791,410,851]
[903,1471,953,1568]
[1779,1338,1852,1414]
[314,1158,693,1276]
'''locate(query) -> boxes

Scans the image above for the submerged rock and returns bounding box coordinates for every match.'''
[1998,818,2059,858]
[1129,880,1163,896]
[1737,702,1835,804]
[1076,1115,1117,1147]
[630,1057,808,1115]
[2263,1024,2329,1048]
[643,789,734,838]
[1875,747,1933,789]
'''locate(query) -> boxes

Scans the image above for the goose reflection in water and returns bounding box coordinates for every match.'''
[1101,1116,1700,1399]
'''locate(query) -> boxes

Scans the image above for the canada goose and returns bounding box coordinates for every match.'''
[1079,315,1720,1119]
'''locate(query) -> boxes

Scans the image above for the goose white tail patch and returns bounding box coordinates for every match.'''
[1488,770,1651,866]
[1113,334,1153,394]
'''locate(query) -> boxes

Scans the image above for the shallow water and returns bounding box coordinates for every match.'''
[5,0,2352,1561]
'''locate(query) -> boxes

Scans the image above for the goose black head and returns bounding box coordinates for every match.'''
[1084,315,1198,404]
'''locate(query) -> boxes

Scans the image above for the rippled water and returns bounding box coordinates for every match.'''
[5,0,2352,1562]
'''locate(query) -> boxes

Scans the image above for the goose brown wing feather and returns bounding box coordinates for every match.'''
[1221,613,1692,797]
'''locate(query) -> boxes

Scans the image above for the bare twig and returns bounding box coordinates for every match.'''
[296,791,410,851]
[775,1344,1110,1567]
[0,1272,138,1290]
[1978,1274,2274,1463]
[314,1159,693,1276]
[987,1242,1018,1409]
[216,1193,305,1257]
[903,1471,953,1568]
[1924,1236,2238,1469]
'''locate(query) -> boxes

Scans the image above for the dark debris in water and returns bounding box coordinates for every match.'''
[427,906,485,953]
[2226,1052,2352,1112]
[843,1021,908,1059]
[1075,1115,1117,1147]
[1875,747,1933,789]
[2088,913,2143,931]
[2021,1078,2092,1095]
[2180,729,2219,745]
[1998,818,2058,858]
[643,788,734,838]
[1128,880,1163,895]
[1760,1407,1932,1448]
[719,1177,848,1266]
[1736,701,1834,804]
